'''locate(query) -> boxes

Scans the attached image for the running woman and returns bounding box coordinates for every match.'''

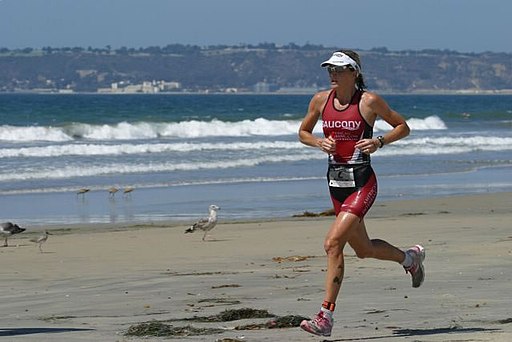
[298,49,425,337]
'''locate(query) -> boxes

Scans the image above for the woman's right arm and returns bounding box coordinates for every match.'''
[298,92,334,153]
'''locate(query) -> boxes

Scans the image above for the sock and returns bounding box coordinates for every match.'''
[321,300,335,320]
[320,306,333,320]
[322,300,335,311]
[401,251,413,268]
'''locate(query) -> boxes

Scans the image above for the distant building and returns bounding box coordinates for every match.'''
[253,81,278,93]
[97,80,182,93]
[158,81,181,91]
[123,84,143,93]
[142,81,156,93]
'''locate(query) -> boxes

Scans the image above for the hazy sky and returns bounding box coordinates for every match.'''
[0,0,510,53]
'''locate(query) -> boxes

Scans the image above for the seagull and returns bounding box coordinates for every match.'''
[0,222,26,247]
[185,204,220,241]
[30,231,52,253]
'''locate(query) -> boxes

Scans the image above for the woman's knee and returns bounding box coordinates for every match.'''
[323,236,343,255]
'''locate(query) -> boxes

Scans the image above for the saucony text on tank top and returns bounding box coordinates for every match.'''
[321,90,373,164]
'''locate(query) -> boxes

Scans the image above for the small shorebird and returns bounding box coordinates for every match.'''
[123,187,134,198]
[30,231,52,253]
[0,222,26,247]
[76,188,90,197]
[185,204,220,241]
[108,187,119,198]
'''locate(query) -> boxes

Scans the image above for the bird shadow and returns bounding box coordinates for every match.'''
[0,327,94,337]
[203,238,231,242]
[323,326,500,341]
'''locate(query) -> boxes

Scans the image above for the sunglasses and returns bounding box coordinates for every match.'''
[327,65,353,73]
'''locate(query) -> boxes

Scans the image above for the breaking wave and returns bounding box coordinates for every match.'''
[0,116,446,142]
[0,136,510,159]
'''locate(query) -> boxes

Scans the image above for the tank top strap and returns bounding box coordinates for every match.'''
[351,89,363,104]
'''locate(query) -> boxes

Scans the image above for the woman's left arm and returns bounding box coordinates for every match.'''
[357,92,410,152]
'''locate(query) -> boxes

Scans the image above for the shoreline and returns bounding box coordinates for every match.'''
[1,191,511,341]
[4,191,512,234]
[5,191,512,235]
[3,162,512,228]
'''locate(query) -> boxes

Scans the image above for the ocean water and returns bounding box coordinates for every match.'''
[0,93,511,227]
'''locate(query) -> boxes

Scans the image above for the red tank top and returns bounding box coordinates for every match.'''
[322,90,373,164]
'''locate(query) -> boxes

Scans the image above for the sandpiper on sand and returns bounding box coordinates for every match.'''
[30,231,52,253]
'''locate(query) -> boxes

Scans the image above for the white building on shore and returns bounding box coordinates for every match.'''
[98,80,182,93]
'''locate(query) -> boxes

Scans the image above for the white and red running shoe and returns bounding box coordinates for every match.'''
[404,244,426,288]
[300,310,333,337]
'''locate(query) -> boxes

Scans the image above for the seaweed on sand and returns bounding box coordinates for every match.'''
[187,308,274,322]
[293,209,335,217]
[235,314,309,330]
[272,255,317,263]
[125,312,308,337]
[125,320,224,337]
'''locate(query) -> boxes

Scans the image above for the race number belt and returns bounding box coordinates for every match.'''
[328,165,355,188]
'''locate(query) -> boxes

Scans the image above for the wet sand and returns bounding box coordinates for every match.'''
[1,192,511,341]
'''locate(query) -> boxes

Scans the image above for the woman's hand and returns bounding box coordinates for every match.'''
[355,138,379,155]
[319,135,336,154]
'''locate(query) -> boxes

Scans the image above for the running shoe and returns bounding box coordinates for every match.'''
[300,310,333,337]
[404,244,425,288]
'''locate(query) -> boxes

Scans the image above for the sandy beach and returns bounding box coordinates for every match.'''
[1,192,511,341]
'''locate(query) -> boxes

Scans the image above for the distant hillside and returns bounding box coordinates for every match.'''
[0,44,511,93]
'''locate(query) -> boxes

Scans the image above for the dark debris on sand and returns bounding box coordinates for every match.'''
[272,255,317,263]
[235,314,309,330]
[185,308,274,322]
[293,208,335,217]
[197,298,241,305]
[125,321,224,337]
[125,309,307,338]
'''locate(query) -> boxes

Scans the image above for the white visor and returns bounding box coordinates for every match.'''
[320,52,360,73]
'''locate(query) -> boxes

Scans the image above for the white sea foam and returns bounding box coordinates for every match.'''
[0,153,323,182]
[0,125,72,142]
[1,135,510,159]
[385,136,512,154]
[1,133,511,181]
[64,119,301,140]
[0,176,323,196]
[375,115,447,131]
[0,115,446,142]
[0,141,304,158]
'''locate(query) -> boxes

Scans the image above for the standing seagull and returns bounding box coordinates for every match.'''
[0,222,26,247]
[30,231,52,253]
[185,205,220,241]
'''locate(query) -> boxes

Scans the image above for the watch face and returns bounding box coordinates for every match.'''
[377,136,384,147]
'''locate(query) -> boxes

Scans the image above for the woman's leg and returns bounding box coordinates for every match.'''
[300,210,360,337]
[302,195,425,337]
[347,219,426,288]
[347,218,405,263]
[323,211,360,303]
